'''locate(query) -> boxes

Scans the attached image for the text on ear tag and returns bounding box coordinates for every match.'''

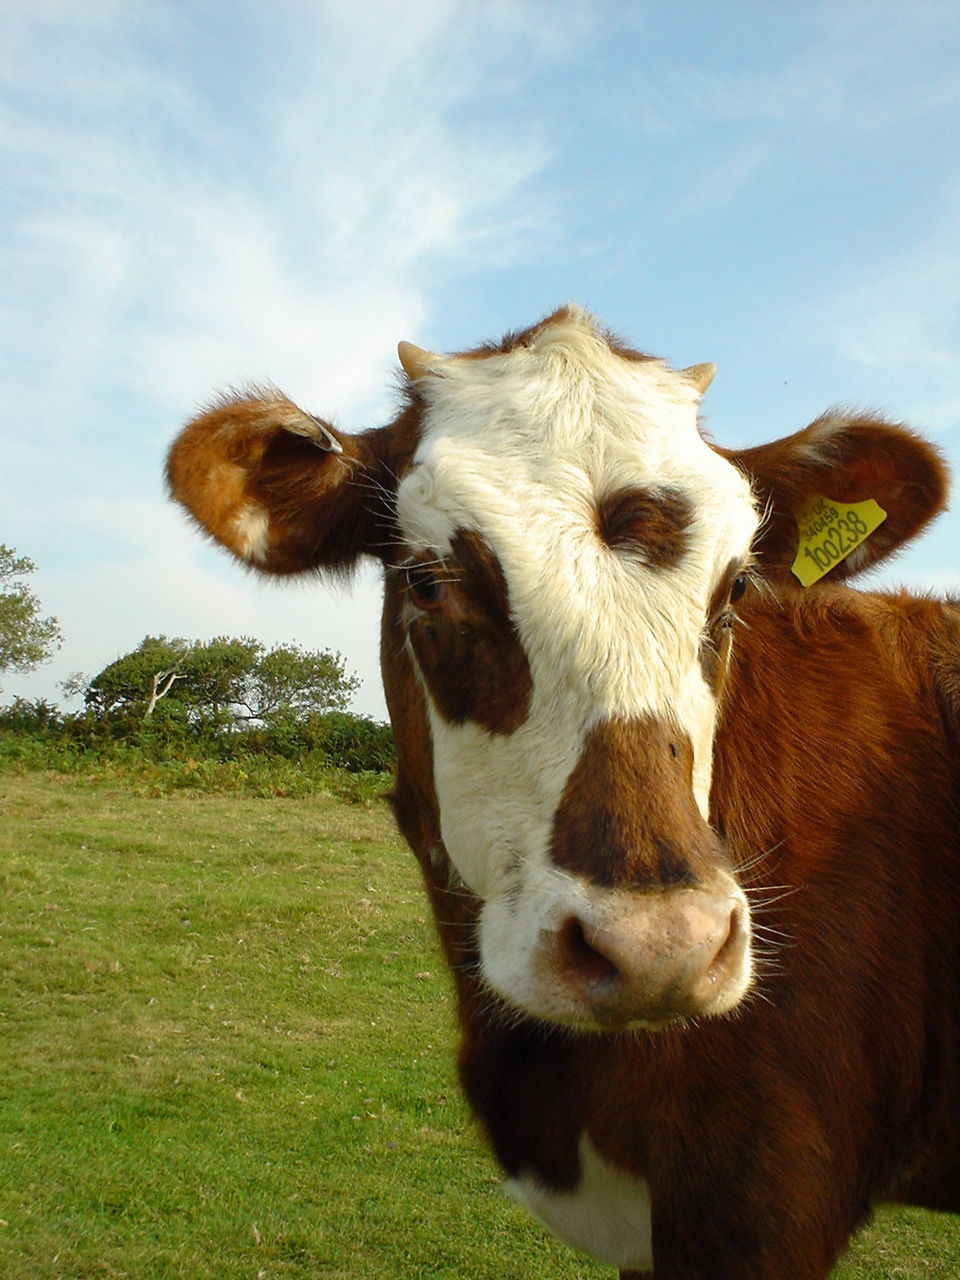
[791,494,887,587]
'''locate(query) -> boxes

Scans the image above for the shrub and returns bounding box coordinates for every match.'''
[0,696,64,733]
[298,711,396,772]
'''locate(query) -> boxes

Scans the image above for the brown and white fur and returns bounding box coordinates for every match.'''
[167,306,960,1278]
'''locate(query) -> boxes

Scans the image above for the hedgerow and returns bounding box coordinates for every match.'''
[0,698,395,802]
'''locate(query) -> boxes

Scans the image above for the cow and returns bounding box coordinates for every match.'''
[166,305,960,1278]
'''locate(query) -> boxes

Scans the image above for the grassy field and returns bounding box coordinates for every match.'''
[1,767,958,1278]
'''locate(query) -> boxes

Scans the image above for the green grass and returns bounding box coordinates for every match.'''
[1,768,958,1278]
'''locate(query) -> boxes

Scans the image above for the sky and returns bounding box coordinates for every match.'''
[2,0,959,720]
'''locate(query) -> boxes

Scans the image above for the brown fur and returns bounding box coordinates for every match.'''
[166,391,424,575]
[550,719,711,889]
[595,486,693,569]
[451,587,960,1278]
[404,531,532,735]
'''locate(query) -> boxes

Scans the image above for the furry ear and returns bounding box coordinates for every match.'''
[721,413,949,583]
[166,389,413,576]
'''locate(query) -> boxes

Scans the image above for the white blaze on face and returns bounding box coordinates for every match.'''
[395,310,758,996]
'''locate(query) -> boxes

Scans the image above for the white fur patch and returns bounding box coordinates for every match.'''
[233,501,270,563]
[507,1134,653,1270]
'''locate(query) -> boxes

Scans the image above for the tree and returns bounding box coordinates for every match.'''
[0,544,62,689]
[231,642,359,723]
[81,635,359,727]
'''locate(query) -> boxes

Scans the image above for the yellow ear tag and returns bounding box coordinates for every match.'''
[791,495,887,587]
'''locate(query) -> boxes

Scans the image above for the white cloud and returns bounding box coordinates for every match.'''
[798,184,960,436]
[2,0,578,447]
[819,238,960,375]
[0,0,583,713]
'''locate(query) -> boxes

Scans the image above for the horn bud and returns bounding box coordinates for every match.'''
[398,341,438,382]
[681,362,717,396]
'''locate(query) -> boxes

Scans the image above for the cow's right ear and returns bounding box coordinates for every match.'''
[166,389,411,576]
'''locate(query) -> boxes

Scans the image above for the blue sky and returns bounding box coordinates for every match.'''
[2,0,959,718]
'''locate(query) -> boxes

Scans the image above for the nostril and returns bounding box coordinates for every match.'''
[544,894,751,1028]
[557,916,620,989]
[702,901,747,987]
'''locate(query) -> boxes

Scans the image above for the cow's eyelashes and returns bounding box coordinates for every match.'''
[404,563,447,609]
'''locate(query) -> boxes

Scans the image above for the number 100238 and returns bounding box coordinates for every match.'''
[791,497,886,587]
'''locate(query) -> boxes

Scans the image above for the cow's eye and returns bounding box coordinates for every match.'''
[405,563,446,608]
[729,574,747,605]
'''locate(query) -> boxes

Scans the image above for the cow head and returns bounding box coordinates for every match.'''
[167,306,947,1031]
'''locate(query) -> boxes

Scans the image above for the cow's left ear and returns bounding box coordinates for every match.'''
[166,389,415,576]
[721,413,949,583]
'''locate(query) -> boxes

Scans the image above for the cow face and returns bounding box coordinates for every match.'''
[167,305,948,1032]
[389,312,758,1028]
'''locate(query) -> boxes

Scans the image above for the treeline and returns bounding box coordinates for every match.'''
[0,696,394,771]
[0,634,395,800]
[0,546,396,795]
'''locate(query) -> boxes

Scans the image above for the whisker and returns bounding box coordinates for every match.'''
[747,885,801,910]
[751,922,795,941]
[734,840,786,879]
